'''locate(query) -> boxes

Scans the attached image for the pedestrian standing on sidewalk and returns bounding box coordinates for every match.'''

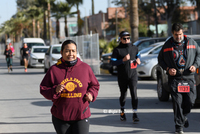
[4,44,13,72]
[40,40,99,134]
[158,23,200,134]
[110,31,141,122]
[20,43,29,72]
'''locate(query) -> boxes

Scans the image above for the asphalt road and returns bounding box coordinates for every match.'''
[0,55,200,134]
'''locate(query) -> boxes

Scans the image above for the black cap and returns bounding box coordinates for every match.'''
[119,31,130,37]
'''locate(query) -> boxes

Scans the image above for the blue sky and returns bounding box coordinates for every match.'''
[0,0,117,25]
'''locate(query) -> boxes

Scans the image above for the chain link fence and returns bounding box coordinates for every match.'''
[64,34,100,74]
[1,34,100,75]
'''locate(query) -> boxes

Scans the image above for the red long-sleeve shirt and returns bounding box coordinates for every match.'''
[40,58,99,121]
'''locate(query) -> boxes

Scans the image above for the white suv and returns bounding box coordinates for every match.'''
[20,38,46,65]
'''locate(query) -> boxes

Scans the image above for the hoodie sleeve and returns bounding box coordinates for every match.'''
[110,48,124,66]
[135,47,141,59]
[87,67,100,102]
[158,43,168,71]
[193,41,200,68]
[40,68,60,100]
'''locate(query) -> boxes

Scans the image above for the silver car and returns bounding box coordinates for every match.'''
[139,42,164,57]
[28,46,49,67]
[44,44,82,73]
[137,42,164,80]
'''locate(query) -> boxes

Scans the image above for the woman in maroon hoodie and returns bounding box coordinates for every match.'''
[40,40,99,134]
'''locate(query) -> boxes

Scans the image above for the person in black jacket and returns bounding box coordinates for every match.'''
[4,44,13,72]
[20,43,29,72]
[110,31,141,122]
[158,23,200,134]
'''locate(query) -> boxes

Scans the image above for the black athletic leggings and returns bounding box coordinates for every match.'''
[52,115,89,134]
[118,73,138,110]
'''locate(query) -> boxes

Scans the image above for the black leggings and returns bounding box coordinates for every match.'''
[118,74,138,110]
[52,115,89,134]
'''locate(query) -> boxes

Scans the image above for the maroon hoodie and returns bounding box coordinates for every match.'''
[40,58,99,121]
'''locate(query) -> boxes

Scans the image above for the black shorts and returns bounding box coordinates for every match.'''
[22,55,29,60]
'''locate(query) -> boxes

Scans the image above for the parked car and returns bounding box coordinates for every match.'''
[133,37,167,51]
[100,52,112,73]
[28,46,49,67]
[44,44,82,73]
[139,41,164,57]
[101,37,167,75]
[156,35,200,104]
[137,42,164,79]
[20,38,46,65]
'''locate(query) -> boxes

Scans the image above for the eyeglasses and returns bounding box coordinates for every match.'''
[122,37,130,40]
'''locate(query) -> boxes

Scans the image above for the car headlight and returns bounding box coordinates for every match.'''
[30,54,37,60]
[140,59,151,66]
[52,57,58,61]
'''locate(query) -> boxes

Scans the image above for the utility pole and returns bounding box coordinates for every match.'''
[85,16,88,35]
[92,0,94,15]
[103,13,106,39]
[48,0,52,45]
[153,0,158,37]
[115,9,118,38]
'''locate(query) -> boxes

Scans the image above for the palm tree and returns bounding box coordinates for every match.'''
[129,0,139,42]
[35,0,56,42]
[12,10,27,41]
[60,2,77,37]
[66,0,83,35]
[26,6,43,37]
[92,0,94,15]
[52,2,63,39]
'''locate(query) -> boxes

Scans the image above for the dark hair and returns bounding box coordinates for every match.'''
[61,40,77,51]
[171,23,183,32]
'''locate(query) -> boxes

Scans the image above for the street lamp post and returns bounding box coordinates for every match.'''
[115,9,118,38]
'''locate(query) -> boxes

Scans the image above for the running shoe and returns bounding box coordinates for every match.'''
[25,68,27,72]
[133,113,139,122]
[175,130,184,134]
[120,112,126,121]
[184,117,189,128]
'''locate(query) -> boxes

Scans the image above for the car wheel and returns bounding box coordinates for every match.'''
[157,75,170,101]
[109,67,115,75]
[151,66,157,80]
[44,67,48,73]
[44,63,48,73]
[109,67,113,74]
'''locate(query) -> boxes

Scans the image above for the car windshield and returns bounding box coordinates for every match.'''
[195,39,200,46]
[139,46,154,54]
[133,40,141,46]
[33,48,49,53]
[152,47,162,54]
[52,46,61,54]
[27,43,45,48]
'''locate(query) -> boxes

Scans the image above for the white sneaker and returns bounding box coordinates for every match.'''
[175,131,184,134]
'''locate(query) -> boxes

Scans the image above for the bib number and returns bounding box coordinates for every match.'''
[130,60,137,69]
[177,82,190,93]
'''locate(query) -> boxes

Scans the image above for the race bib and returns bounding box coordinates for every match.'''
[130,60,137,69]
[177,82,190,93]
